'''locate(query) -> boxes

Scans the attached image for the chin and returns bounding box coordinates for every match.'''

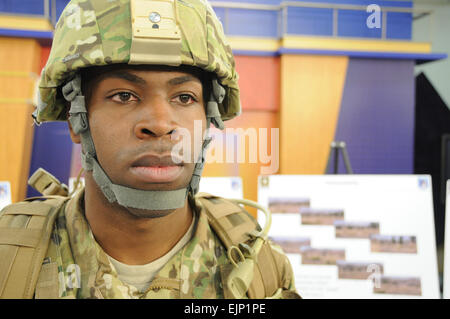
[125,206,177,219]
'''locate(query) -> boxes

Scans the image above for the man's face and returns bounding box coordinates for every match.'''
[82,66,206,193]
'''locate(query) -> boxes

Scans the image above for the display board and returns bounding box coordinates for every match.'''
[0,181,12,210]
[258,175,440,299]
[199,176,243,199]
[68,176,244,200]
[444,180,450,299]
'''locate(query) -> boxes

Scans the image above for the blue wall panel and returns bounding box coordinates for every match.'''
[0,0,44,15]
[211,0,412,40]
[227,8,278,37]
[55,0,70,20]
[287,7,333,36]
[213,7,226,25]
[0,0,413,40]
[338,9,382,38]
[0,0,70,22]
[214,0,281,5]
[333,58,415,174]
[216,0,412,6]
[386,12,412,40]
[27,122,73,198]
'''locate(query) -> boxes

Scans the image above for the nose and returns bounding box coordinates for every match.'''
[134,97,177,139]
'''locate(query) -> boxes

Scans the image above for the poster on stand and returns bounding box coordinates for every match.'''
[258,175,440,299]
[199,176,243,199]
[444,180,450,299]
[0,181,12,210]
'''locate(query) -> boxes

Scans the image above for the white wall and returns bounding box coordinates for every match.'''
[413,3,450,108]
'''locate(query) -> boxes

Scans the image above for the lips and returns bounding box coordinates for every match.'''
[130,154,184,183]
[131,154,183,167]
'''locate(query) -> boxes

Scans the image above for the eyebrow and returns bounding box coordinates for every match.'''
[168,75,201,86]
[102,71,147,86]
[101,71,201,88]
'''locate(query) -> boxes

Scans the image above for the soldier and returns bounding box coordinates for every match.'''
[0,0,300,299]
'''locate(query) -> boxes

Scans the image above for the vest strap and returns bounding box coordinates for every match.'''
[0,196,69,299]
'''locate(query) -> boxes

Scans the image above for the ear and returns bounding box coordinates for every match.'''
[67,120,81,144]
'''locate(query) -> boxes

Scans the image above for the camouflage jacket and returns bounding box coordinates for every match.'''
[38,188,298,299]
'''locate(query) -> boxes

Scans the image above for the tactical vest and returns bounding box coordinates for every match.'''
[0,169,300,299]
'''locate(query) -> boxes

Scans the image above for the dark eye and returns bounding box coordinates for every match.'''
[111,92,137,103]
[178,94,195,105]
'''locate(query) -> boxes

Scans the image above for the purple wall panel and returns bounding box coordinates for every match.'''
[27,122,73,198]
[333,58,415,174]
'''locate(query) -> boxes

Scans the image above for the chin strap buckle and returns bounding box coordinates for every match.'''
[28,168,69,197]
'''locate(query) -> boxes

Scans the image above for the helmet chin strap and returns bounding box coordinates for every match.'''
[62,74,226,211]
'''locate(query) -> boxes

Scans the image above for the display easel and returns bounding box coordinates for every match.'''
[325,141,353,174]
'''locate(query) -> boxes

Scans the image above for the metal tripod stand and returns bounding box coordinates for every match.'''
[325,141,353,174]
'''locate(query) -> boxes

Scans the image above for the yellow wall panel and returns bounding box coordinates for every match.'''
[282,36,431,54]
[0,104,35,202]
[0,38,41,72]
[0,38,41,203]
[0,77,36,101]
[280,55,348,174]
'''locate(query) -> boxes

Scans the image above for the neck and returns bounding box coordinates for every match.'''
[83,173,193,265]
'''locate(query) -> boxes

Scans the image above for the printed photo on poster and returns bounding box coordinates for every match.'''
[335,221,380,239]
[300,207,345,225]
[300,247,346,265]
[337,261,384,280]
[268,197,310,214]
[373,276,422,296]
[370,235,418,254]
[269,236,311,254]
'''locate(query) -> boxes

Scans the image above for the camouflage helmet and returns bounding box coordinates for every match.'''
[34,0,240,124]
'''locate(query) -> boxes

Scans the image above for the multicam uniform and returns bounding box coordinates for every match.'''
[36,188,297,299]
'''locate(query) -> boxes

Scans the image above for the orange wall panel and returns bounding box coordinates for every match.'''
[234,56,280,112]
[40,46,51,71]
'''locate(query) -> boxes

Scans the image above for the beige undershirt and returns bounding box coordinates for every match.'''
[107,216,196,293]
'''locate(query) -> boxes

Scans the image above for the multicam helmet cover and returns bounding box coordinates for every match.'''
[34,0,240,124]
